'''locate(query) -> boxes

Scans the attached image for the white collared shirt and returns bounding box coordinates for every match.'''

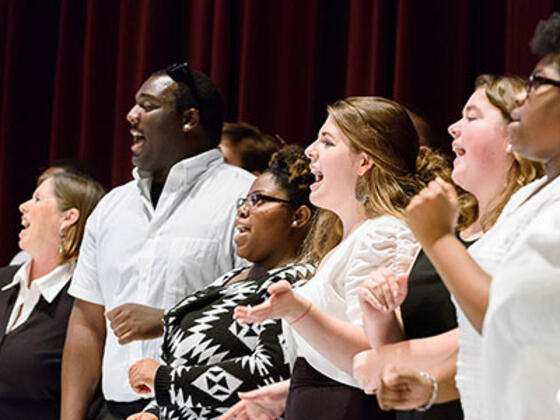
[69,149,255,402]
[2,261,73,333]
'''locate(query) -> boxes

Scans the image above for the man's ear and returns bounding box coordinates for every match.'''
[182,108,200,133]
[292,205,313,229]
[357,152,374,176]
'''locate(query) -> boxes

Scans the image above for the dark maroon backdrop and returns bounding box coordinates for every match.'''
[0,0,558,264]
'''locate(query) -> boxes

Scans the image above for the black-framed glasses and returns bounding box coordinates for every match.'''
[166,62,202,106]
[526,74,560,95]
[236,192,291,210]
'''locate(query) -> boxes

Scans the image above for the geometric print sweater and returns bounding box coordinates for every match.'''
[143,262,315,419]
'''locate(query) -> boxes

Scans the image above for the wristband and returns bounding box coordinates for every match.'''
[289,301,313,325]
[416,371,438,412]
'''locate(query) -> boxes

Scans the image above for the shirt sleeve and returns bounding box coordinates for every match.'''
[487,203,560,341]
[68,206,105,305]
[344,217,419,324]
[153,318,290,410]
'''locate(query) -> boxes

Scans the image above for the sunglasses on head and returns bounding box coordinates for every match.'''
[166,62,202,107]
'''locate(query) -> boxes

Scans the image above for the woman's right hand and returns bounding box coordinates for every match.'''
[406,177,459,249]
[126,413,157,420]
[219,380,290,420]
[358,267,408,313]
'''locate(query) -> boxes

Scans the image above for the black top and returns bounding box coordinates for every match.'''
[0,264,74,420]
[397,238,474,420]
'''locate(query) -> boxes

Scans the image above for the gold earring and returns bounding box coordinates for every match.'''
[58,232,65,254]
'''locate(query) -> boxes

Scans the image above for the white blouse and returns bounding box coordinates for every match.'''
[2,261,74,333]
[481,175,560,420]
[284,216,419,387]
[454,175,560,420]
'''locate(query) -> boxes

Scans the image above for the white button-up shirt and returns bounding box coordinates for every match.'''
[69,149,254,402]
[2,261,73,333]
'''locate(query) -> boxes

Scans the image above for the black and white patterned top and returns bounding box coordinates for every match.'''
[143,262,314,420]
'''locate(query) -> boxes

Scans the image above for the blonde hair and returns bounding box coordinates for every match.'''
[461,75,545,231]
[302,97,452,263]
[38,171,105,264]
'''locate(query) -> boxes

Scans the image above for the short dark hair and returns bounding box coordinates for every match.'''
[530,12,560,68]
[222,122,280,173]
[152,67,225,146]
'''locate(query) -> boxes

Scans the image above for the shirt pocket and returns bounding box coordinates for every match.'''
[164,237,220,306]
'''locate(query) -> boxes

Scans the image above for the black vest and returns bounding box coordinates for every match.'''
[0,264,74,420]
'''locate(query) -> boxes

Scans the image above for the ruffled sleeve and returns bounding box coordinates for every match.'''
[343,217,419,324]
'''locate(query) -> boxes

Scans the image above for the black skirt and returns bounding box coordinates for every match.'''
[285,358,395,420]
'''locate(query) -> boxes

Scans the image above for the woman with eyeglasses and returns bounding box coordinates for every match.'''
[126,146,316,420]
[399,12,560,420]
[223,97,452,420]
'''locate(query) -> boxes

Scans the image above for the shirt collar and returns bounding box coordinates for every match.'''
[1,262,30,292]
[133,148,224,199]
[1,261,74,303]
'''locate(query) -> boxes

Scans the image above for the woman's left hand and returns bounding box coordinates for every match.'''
[233,280,309,324]
[128,358,161,394]
[359,267,408,313]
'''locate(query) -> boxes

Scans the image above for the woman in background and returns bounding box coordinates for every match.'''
[0,171,105,419]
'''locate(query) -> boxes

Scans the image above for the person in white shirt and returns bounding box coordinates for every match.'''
[60,63,254,420]
[400,12,560,420]
[0,170,104,420]
[224,97,450,420]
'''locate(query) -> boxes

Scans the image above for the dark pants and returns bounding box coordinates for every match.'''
[95,399,150,420]
[285,358,395,420]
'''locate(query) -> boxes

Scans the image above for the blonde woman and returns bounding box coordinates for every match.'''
[0,171,104,419]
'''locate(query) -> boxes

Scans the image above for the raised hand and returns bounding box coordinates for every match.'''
[406,177,459,249]
[233,280,309,325]
[105,303,164,345]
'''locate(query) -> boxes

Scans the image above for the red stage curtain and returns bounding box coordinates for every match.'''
[0,0,558,263]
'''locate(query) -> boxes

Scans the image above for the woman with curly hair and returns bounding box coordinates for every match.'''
[126,146,317,420]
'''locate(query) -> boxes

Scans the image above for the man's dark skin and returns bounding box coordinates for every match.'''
[61,73,214,419]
